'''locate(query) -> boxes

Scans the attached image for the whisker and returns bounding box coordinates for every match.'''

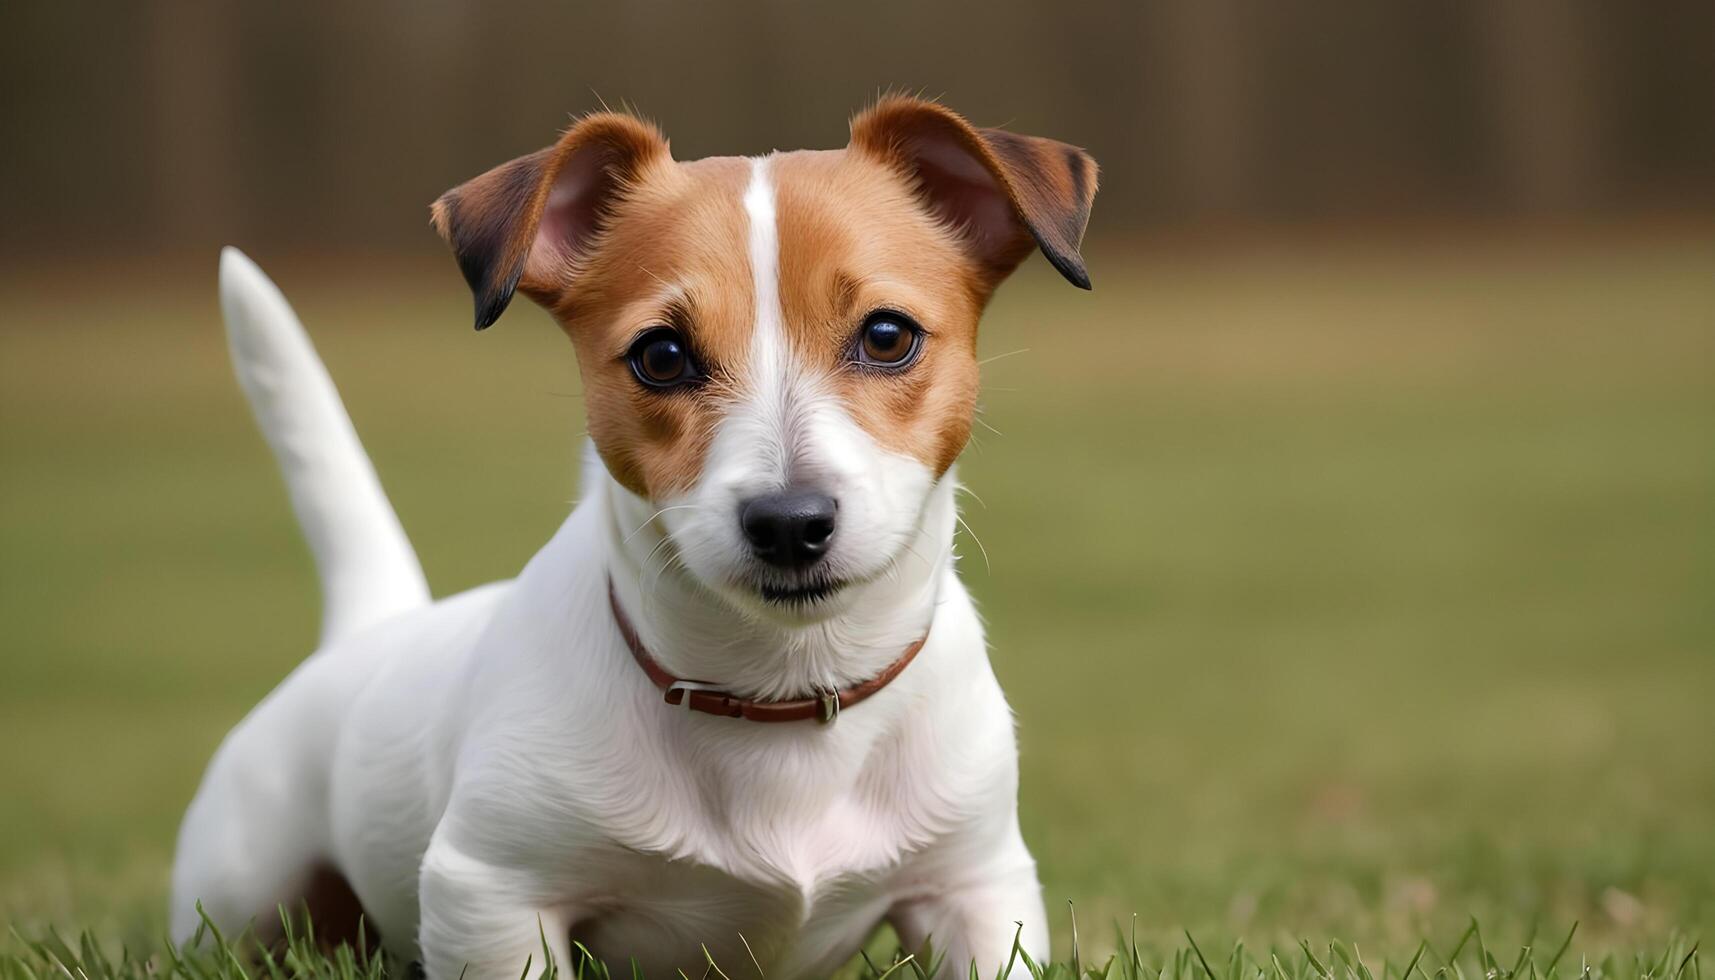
[641,548,691,620]
[623,504,703,544]
[644,551,686,601]
[978,347,1031,367]
[899,540,935,572]
[637,535,676,593]
[954,513,992,574]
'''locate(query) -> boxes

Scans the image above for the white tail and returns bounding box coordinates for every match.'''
[219,247,430,644]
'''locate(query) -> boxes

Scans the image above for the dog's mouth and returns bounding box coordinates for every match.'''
[756,577,849,607]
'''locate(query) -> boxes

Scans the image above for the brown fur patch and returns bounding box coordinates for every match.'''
[770,150,986,476]
[849,96,1099,289]
[547,157,755,499]
[431,114,673,330]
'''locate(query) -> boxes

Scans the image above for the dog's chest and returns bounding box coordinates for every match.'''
[570,729,944,977]
[575,843,894,979]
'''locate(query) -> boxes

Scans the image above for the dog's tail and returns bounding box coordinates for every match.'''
[218,247,430,645]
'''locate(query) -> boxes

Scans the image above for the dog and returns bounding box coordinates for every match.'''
[171,96,1097,980]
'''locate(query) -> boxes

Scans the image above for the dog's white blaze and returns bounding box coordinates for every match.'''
[742,156,793,480]
[743,157,782,357]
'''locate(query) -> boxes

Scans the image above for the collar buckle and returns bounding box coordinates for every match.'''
[665,679,728,711]
[816,688,840,725]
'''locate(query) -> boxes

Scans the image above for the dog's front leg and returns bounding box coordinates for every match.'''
[889,836,1049,979]
[417,833,574,980]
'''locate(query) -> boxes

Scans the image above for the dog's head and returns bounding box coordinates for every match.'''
[433,97,1096,623]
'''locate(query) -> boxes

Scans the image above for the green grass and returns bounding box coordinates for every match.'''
[0,911,1705,980]
[1,230,1712,969]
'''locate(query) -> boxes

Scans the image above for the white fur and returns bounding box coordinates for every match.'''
[172,244,1045,978]
[216,248,429,643]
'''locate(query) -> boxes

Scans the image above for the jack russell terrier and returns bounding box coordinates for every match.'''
[172,96,1097,980]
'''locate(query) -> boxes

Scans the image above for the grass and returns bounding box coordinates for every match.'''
[0,911,1705,980]
[1,227,1712,971]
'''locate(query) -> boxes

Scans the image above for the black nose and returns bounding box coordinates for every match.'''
[740,491,837,568]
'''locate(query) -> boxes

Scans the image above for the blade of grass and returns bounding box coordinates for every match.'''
[1183,933,1218,980]
[1544,926,1579,979]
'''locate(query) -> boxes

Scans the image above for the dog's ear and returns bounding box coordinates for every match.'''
[850,96,1098,290]
[431,113,672,330]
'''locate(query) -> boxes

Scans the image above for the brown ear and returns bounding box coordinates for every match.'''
[431,113,671,330]
[850,96,1098,289]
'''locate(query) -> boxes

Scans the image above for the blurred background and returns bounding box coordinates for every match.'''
[2,0,1712,958]
[5,1,1715,249]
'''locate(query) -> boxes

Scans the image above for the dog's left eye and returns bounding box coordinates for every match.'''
[628,328,702,389]
[853,312,923,369]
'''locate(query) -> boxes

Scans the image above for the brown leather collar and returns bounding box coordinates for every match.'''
[607,578,926,724]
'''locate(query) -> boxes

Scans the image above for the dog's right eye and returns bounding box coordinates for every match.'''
[628,328,702,389]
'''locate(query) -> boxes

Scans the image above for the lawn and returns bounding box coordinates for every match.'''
[1,229,1711,972]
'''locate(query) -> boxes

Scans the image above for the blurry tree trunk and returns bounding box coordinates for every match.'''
[1475,0,1602,212]
[1153,0,1252,218]
[146,0,242,246]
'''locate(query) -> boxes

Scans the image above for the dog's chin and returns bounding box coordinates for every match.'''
[759,576,848,608]
[692,565,873,624]
[741,574,856,623]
